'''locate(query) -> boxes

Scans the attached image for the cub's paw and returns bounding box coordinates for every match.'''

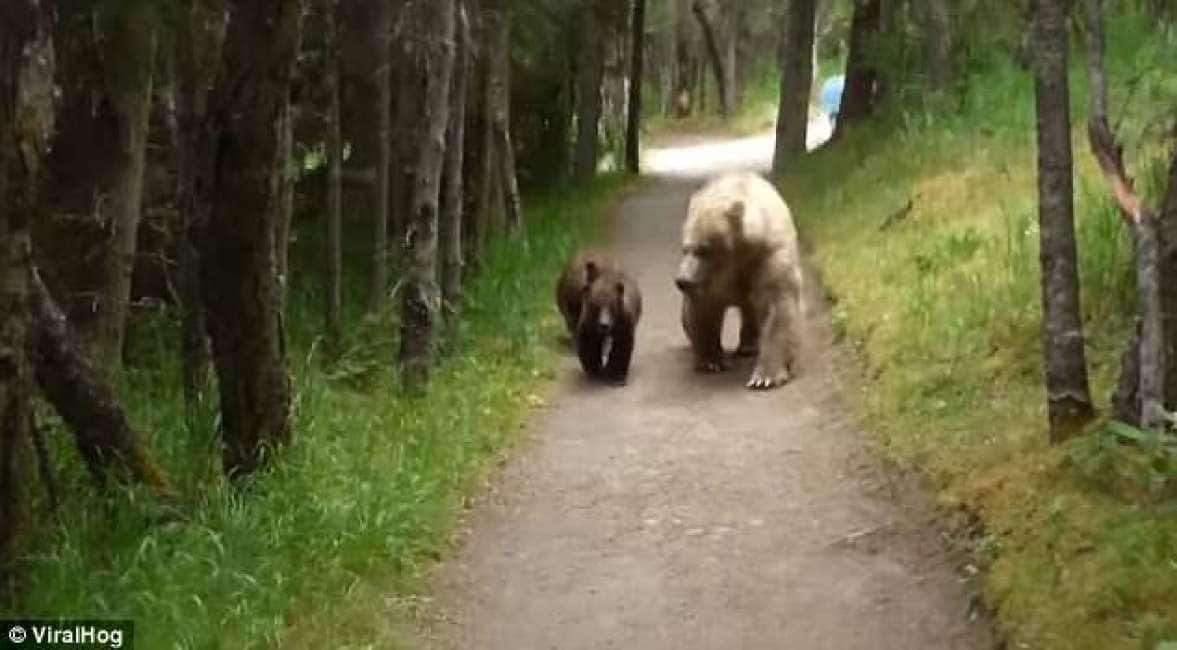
[735,344,759,357]
[696,358,727,373]
[745,367,791,390]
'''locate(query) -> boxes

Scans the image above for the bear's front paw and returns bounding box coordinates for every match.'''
[696,358,726,373]
[746,367,791,390]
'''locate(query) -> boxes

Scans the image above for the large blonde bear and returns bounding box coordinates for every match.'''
[674,172,803,390]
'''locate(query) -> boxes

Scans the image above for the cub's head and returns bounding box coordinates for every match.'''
[580,276,628,335]
[675,198,743,295]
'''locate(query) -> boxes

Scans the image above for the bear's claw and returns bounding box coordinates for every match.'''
[745,368,791,390]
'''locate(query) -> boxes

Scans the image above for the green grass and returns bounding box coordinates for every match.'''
[780,12,1177,650]
[6,175,632,648]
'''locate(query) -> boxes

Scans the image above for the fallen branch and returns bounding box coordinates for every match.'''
[29,264,175,496]
[878,196,914,231]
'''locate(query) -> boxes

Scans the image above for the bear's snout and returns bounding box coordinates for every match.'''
[675,255,701,293]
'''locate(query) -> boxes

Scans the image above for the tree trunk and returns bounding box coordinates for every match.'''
[370,0,393,313]
[399,0,457,390]
[0,0,54,588]
[691,0,730,117]
[625,0,646,174]
[273,102,297,314]
[1084,0,1172,429]
[441,2,471,313]
[391,21,419,248]
[464,0,494,266]
[672,0,695,117]
[574,0,605,183]
[174,0,225,409]
[29,266,173,494]
[722,0,739,109]
[42,4,157,370]
[203,0,302,477]
[773,0,817,174]
[1033,0,1095,440]
[325,0,344,348]
[836,0,882,134]
[486,2,523,236]
[1162,134,1177,413]
[922,0,952,91]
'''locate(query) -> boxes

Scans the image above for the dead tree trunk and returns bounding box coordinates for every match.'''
[1084,0,1170,430]
[325,0,344,347]
[625,0,646,174]
[173,1,225,409]
[29,266,173,494]
[574,0,605,183]
[836,0,882,135]
[773,0,817,174]
[691,0,730,117]
[441,2,471,313]
[399,0,457,390]
[1033,0,1096,440]
[0,0,54,585]
[370,0,394,312]
[203,0,303,477]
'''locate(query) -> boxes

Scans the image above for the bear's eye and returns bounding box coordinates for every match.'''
[692,245,709,258]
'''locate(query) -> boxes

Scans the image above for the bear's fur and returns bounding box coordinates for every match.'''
[555,250,619,337]
[576,269,642,384]
[674,172,803,389]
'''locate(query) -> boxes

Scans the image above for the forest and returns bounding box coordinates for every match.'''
[1,0,1176,648]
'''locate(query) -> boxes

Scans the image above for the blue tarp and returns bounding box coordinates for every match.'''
[818,75,845,118]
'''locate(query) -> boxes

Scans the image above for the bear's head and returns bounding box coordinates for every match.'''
[675,199,743,295]
[580,275,628,335]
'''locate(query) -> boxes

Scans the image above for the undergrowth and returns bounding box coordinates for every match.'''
[6,175,631,648]
[781,11,1177,650]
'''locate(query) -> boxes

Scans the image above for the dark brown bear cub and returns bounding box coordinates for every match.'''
[576,270,642,384]
[555,250,618,338]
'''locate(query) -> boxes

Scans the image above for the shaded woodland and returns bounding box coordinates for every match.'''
[2,0,1177,647]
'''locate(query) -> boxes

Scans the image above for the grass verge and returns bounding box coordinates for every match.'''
[6,174,632,649]
[779,13,1177,650]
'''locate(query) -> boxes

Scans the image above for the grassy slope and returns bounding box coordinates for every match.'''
[779,14,1177,650]
[7,176,631,648]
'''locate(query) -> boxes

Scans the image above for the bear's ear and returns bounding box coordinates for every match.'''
[725,200,745,230]
[585,260,599,282]
[615,281,625,296]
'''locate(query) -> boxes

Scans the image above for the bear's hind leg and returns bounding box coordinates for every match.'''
[747,293,801,389]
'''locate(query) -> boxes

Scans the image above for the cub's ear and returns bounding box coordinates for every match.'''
[585,260,599,282]
[725,200,745,231]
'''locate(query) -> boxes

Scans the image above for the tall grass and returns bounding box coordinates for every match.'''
[781,11,1177,649]
[6,175,631,648]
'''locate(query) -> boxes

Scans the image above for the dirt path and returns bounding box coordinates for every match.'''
[415,135,994,650]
